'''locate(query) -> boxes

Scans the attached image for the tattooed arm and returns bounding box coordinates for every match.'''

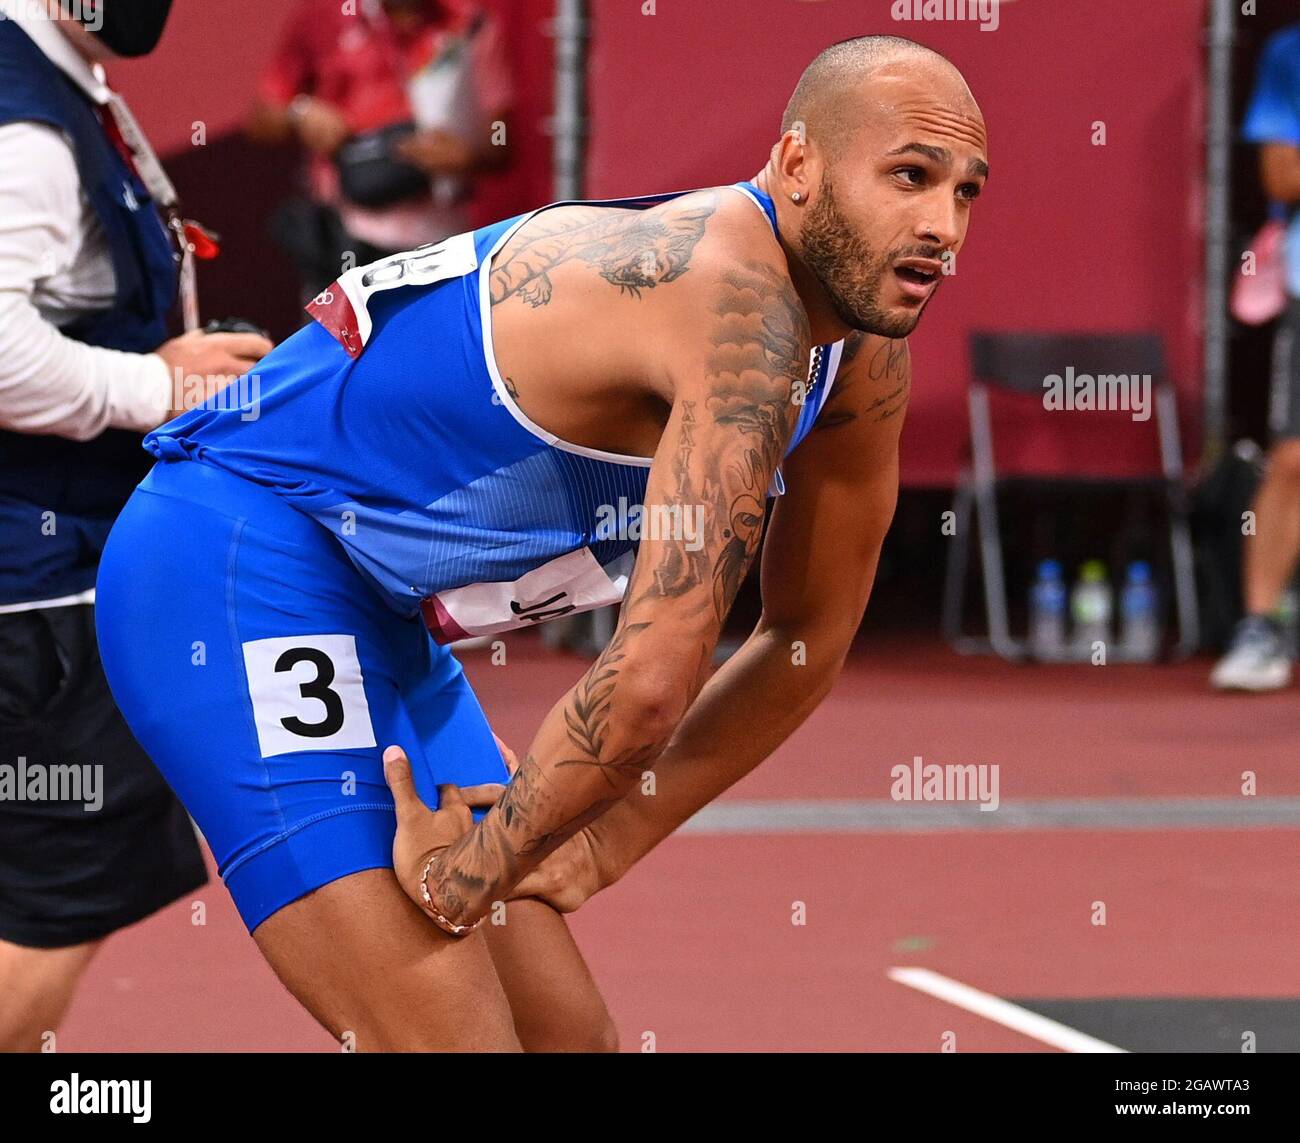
[510,333,912,907]
[405,255,810,929]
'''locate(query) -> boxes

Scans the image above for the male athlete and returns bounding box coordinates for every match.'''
[96,35,987,1051]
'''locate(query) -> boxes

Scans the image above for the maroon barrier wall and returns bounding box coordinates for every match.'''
[585,0,1207,487]
[99,1,1207,485]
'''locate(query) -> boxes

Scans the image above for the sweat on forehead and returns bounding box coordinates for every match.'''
[875,92,988,152]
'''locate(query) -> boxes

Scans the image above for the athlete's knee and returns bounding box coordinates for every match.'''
[0,938,103,1051]
[567,1009,619,1053]
[1266,438,1300,484]
[591,1011,620,1053]
[521,1002,619,1053]
[342,992,523,1052]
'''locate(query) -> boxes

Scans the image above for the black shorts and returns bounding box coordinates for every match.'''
[0,603,208,948]
[1268,296,1300,441]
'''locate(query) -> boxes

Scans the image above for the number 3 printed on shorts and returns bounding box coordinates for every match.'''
[242,635,377,757]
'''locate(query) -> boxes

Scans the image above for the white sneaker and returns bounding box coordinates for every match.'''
[1210,616,1292,692]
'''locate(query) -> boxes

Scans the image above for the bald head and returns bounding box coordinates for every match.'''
[782,35,974,156]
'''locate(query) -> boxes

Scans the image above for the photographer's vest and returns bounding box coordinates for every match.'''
[0,18,177,606]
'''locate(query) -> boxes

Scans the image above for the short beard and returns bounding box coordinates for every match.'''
[799,171,924,339]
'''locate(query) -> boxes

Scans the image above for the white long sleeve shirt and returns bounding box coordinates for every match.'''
[0,0,171,443]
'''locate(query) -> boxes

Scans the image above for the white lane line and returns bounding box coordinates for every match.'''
[887,966,1128,1054]
[679,797,1300,834]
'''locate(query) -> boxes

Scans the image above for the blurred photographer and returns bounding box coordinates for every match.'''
[0,0,271,1049]
[249,0,514,296]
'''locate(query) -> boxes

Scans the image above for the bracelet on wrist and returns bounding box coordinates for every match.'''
[419,854,483,937]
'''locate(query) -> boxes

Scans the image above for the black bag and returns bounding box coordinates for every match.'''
[334,121,429,209]
[1190,442,1265,651]
[266,196,400,302]
[266,196,350,293]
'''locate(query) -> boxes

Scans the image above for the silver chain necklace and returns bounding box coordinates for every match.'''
[808,344,825,389]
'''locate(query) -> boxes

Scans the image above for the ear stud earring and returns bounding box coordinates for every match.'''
[791,192,803,203]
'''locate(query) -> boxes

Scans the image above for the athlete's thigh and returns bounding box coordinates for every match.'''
[401,640,616,1051]
[252,868,519,1052]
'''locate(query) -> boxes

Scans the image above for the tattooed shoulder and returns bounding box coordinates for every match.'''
[489,193,719,309]
[709,259,812,393]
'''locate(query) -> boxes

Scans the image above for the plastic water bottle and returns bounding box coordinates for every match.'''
[1029,559,1068,661]
[1119,561,1160,661]
[1071,560,1113,656]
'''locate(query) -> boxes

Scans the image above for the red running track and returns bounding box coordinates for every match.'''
[56,636,1300,1051]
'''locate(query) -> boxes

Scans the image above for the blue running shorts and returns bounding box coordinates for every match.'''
[95,459,510,932]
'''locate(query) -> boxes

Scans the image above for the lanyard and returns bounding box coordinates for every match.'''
[101,90,204,331]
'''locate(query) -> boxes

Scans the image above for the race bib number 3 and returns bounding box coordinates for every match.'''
[242,634,377,757]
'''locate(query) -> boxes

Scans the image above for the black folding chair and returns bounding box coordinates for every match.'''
[941,332,1199,660]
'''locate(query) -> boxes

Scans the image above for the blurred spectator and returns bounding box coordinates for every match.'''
[1213,24,1300,691]
[249,0,514,296]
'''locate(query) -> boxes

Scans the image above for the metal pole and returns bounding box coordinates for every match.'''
[542,0,601,652]
[550,0,589,201]
[1203,0,1236,463]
